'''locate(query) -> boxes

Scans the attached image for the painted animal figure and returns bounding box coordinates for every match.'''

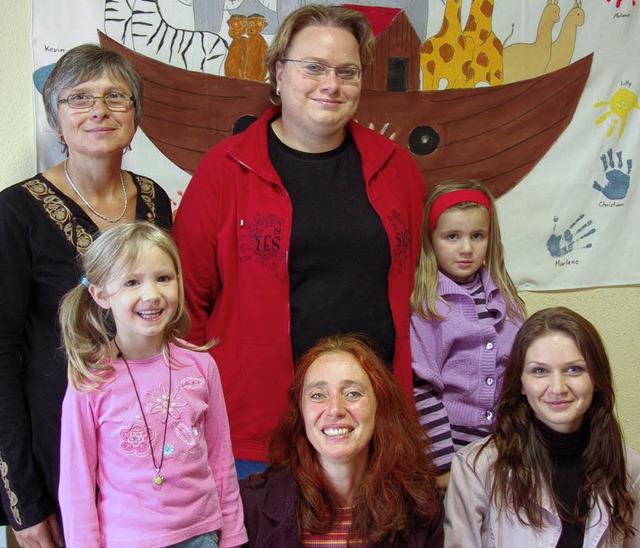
[463,0,503,87]
[545,0,585,74]
[502,0,560,84]
[420,0,471,90]
[130,0,228,73]
[105,0,228,73]
[224,14,248,80]
[245,14,269,82]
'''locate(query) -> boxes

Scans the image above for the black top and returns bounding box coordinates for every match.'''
[537,419,589,548]
[267,123,394,365]
[0,173,172,529]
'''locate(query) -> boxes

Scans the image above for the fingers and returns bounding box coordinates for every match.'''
[13,513,62,548]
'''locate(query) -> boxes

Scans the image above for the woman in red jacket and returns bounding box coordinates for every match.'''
[173,5,426,476]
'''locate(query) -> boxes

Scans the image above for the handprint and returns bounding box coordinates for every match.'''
[593,149,632,200]
[546,215,595,258]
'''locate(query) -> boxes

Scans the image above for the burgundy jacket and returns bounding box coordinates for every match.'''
[240,468,444,547]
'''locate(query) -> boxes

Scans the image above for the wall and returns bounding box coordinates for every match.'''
[0,3,638,542]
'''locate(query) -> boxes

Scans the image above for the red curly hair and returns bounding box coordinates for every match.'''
[268,334,440,546]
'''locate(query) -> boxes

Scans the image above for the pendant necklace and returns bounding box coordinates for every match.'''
[115,342,170,487]
[64,159,128,223]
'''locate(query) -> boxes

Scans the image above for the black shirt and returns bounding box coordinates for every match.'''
[267,123,394,365]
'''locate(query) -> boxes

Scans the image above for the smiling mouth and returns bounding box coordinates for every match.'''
[545,401,573,408]
[323,427,353,436]
[137,310,162,320]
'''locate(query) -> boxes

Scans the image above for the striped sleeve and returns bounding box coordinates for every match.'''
[414,377,456,473]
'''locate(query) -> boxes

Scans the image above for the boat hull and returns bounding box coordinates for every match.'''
[99,31,592,198]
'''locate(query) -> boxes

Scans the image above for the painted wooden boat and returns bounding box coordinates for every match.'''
[99,31,592,198]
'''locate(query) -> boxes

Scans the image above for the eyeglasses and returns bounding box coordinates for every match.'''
[57,92,135,111]
[281,59,362,82]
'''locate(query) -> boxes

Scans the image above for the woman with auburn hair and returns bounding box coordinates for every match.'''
[445,307,639,547]
[241,334,443,547]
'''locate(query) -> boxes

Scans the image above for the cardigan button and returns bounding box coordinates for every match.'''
[485,410,494,421]
[486,377,495,386]
[486,342,494,350]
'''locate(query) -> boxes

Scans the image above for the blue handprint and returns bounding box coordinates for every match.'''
[593,149,632,200]
[546,215,595,258]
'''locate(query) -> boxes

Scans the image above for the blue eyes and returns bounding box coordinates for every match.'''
[308,391,363,401]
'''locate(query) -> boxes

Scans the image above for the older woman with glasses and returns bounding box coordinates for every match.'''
[173,4,427,478]
[0,44,172,547]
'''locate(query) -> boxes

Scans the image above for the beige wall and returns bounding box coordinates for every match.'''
[1,0,638,473]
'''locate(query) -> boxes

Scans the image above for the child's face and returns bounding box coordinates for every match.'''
[431,206,490,282]
[90,243,179,358]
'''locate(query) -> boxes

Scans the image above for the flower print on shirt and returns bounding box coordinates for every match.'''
[147,383,187,422]
[119,420,154,456]
[174,422,196,446]
[179,376,205,390]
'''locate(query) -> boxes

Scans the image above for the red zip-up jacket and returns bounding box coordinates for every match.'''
[173,107,427,461]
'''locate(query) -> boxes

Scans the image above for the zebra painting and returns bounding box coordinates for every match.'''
[104,0,229,74]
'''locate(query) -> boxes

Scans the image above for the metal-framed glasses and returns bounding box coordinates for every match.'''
[281,59,362,82]
[57,92,134,111]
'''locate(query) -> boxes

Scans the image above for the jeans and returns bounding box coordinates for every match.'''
[235,459,268,480]
[167,531,219,548]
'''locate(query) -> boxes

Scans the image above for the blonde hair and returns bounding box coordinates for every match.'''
[411,180,526,322]
[265,4,374,105]
[59,222,213,391]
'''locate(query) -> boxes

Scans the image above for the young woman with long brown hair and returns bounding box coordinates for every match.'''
[445,307,639,546]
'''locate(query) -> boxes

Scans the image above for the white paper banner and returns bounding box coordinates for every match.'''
[31,0,640,291]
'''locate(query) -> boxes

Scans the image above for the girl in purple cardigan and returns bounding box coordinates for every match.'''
[410,180,526,493]
[57,222,247,548]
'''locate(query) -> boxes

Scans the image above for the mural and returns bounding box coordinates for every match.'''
[32,0,639,291]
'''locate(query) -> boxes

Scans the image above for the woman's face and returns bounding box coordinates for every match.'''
[520,331,595,433]
[301,351,377,471]
[275,25,362,148]
[56,72,136,161]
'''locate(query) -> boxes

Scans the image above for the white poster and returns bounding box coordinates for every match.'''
[31,0,640,290]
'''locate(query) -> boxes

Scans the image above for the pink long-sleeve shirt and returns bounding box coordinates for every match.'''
[59,343,247,547]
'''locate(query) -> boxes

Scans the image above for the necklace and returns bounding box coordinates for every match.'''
[116,342,170,487]
[64,159,128,223]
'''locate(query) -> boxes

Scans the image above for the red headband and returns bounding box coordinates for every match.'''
[428,189,491,235]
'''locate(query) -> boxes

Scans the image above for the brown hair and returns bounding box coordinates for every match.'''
[484,307,636,540]
[265,334,440,545]
[265,5,374,105]
[43,44,143,152]
[411,179,526,322]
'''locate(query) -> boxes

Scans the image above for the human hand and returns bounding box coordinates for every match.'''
[13,513,63,548]
[436,471,451,496]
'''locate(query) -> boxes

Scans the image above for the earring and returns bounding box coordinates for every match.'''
[276,86,281,97]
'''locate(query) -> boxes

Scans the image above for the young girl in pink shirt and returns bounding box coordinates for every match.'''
[58,222,247,547]
[411,180,526,493]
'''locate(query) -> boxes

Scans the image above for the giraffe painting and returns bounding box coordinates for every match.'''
[502,0,561,84]
[463,0,504,87]
[545,0,585,74]
[420,0,470,90]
